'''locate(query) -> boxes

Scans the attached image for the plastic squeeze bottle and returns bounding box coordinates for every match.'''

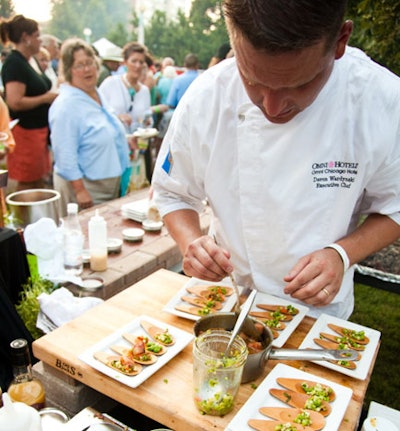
[88,209,108,271]
[63,202,84,275]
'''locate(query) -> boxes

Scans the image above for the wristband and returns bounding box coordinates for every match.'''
[153,106,161,114]
[324,243,350,272]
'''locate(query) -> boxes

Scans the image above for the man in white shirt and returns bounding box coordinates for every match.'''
[152,0,400,318]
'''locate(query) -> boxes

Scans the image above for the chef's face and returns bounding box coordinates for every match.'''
[232,23,351,124]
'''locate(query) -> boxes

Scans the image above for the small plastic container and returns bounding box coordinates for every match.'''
[122,228,144,242]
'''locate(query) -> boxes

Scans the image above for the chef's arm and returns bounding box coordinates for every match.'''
[163,209,232,280]
[163,209,203,254]
[333,213,400,266]
[284,213,400,306]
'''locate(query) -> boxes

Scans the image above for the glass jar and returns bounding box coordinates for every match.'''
[193,330,248,416]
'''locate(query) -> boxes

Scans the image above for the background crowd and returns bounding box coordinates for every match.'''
[0,14,229,217]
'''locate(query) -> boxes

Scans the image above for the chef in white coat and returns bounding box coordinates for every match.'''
[151,0,400,319]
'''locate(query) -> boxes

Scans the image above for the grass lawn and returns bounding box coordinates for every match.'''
[349,282,400,412]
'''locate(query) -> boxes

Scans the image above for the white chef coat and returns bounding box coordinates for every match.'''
[152,47,400,319]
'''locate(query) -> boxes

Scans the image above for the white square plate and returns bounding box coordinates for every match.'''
[225,363,353,431]
[79,315,193,388]
[299,313,381,380]
[250,292,309,348]
[163,277,238,321]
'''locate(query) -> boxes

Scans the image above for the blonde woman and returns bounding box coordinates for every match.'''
[49,38,130,215]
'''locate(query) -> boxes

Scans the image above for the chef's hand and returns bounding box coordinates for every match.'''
[283,247,344,306]
[182,235,233,281]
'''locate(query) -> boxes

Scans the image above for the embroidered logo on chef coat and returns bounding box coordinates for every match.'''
[162,148,173,175]
[311,160,359,189]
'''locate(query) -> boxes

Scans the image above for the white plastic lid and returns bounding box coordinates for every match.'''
[67,203,78,214]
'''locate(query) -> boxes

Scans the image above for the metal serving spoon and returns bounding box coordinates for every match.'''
[225,289,257,355]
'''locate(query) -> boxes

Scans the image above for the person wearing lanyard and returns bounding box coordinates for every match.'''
[152,0,400,319]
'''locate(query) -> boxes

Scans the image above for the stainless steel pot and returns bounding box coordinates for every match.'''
[194,312,358,383]
[6,189,60,227]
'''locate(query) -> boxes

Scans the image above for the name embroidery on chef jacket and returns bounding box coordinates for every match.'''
[162,148,174,175]
[311,160,359,189]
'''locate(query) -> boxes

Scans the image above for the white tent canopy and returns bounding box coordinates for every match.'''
[92,38,122,60]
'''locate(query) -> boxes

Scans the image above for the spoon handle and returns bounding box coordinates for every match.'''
[225,289,257,354]
[228,272,241,312]
[212,234,241,312]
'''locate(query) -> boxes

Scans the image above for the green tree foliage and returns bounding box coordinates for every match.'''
[347,0,400,75]
[144,0,229,67]
[44,0,399,74]
[0,0,14,18]
[0,0,14,51]
[47,0,130,43]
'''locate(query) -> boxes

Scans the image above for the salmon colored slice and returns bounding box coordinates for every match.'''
[110,344,157,365]
[256,304,299,315]
[314,337,363,358]
[269,389,332,416]
[259,407,326,431]
[122,333,167,356]
[93,351,142,376]
[327,323,370,344]
[248,419,313,431]
[276,378,336,402]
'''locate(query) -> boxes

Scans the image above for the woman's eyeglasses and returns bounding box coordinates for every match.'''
[73,59,96,71]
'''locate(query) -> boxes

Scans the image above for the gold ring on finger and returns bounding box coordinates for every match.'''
[322,288,330,297]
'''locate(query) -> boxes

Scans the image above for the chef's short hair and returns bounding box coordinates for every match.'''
[223,0,348,54]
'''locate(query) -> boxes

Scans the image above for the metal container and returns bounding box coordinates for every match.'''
[39,407,69,430]
[194,312,358,383]
[6,189,60,227]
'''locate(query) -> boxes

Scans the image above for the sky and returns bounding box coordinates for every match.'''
[13,0,52,22]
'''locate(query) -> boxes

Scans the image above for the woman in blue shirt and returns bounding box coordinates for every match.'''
[49,38,130,216]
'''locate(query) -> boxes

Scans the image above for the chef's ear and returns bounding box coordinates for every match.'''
[334,20,353,60]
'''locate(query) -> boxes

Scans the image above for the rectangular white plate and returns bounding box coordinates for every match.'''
[250,292,309,348]
[299,313,381,380]
[79,315,193,388]
[163,277,238,321]
[225,363,353,431]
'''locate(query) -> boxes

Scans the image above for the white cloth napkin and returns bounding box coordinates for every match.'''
[36,287,103,333]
